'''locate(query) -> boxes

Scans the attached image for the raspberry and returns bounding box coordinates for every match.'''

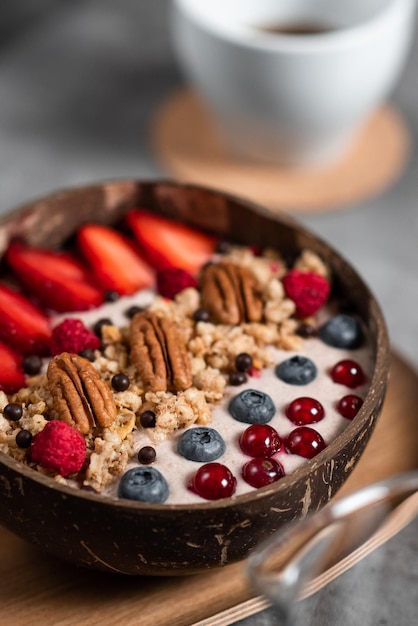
[31,420,86,476]
[249,245,262,257]
[249,367,262,378]
[51,318,101,356]
[156,268,198,300]
[282,270,330,318]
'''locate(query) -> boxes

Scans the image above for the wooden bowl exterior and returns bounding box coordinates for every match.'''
[0,180,389,575]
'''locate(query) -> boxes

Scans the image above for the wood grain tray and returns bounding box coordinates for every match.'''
[1,353,417,626]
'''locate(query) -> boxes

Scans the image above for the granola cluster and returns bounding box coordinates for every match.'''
[0,246,329,493]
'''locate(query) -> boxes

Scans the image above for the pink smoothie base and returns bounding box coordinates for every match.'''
[56,289,373,505]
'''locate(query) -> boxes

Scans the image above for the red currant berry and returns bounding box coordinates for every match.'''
[331,359,366,388]
[188,463,236,500]
[285,397,325,425]
[337,394,363,420]
[285,427,326,459]
[239,424,282,458]
[242,458,285,488]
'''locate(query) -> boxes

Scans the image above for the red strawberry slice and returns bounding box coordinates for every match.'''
[77,224,155,295]
[0,283,51,355]
[0,341,25,394]
[126,209,216,273]
[6,242,104,313]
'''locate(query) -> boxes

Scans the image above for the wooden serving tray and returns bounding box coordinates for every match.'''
[0,353,417,626]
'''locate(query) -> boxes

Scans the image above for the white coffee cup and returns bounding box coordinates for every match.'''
[170,0,416,167]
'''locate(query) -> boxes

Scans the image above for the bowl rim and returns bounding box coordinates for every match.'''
[0,178,390,513]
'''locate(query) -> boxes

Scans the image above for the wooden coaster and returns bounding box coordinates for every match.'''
[0,353,417,626]
[152,90,411,214]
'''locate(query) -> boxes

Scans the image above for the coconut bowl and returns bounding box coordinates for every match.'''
[0,180,389,576]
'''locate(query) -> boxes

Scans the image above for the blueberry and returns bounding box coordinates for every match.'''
[177,427,226,462]
[118,467,169,503]
[275,356,317,385]
[229,389,275,424]
[319,314,364,349]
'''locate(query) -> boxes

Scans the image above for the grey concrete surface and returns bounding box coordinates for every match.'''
[0,2,417,624]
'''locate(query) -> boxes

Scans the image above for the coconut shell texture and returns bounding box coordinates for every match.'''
[0,180,389,575]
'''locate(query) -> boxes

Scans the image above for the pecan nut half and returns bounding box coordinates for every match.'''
[47,352,117,435]
[200,262,263,325]
[130,311,192,393]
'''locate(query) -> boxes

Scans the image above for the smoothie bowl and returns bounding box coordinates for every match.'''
[0,180,389,575]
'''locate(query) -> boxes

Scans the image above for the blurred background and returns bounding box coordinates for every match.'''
[0,2,418,624]
[0,0,417,363]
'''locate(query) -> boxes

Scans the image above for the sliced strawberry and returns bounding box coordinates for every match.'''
[0,341,25,394]
[6,242,104,313]
[77,224,155,295]
[126,209,216,273]
[0,283,51,356]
